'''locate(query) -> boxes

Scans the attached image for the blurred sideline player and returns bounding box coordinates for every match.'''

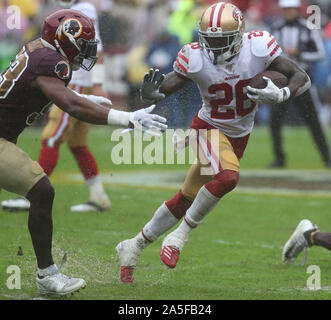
[283,219,331,265]
[115,2,311,283]
[268,0,331,169]
[2,0,111,212]
[0,9,166,295]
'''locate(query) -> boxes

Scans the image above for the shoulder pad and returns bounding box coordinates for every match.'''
[182,43,203,73]
[247,31,281,58]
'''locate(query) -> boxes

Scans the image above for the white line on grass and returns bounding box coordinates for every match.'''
[62,170,331,197]
[214,239,283,250]
[214,239,330,255]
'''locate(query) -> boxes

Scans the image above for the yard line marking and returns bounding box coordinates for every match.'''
[214,239,283,250]
[61,171,331,197]
[235,186,331,197]
[214,239,330,255]
[0,293,33,300]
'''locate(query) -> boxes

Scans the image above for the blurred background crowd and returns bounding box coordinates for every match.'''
[1,0,331,129]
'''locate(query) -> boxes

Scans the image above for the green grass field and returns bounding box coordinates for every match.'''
[1,125,331,300]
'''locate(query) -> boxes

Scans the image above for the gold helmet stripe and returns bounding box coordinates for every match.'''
[210,2,226,28]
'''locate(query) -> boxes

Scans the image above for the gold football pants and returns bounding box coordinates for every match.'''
[182,129,240,201]
[42,85,93,147]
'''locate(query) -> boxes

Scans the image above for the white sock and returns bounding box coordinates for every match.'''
[87,176,105,197]
[171,218,193,243]
[87,176,111,207]
[184,186,220,227]
[133,232,152,251]
[38,264,58,277]
[142,203,179,242]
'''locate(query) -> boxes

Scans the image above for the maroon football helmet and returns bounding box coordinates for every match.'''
[42,9,98,71]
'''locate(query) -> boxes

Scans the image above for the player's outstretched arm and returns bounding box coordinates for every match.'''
[35,76,112,124]
[140,69,190,105]
[33,76,167,133]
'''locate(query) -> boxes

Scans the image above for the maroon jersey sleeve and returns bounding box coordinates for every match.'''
[0,39,72,143]
[25,39,72,82]
[36,53,72,81]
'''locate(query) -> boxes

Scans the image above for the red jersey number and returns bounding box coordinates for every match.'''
[248,31,264,39]
[209,83,235,120]
[209,79,256,120]
[190,42,201,50]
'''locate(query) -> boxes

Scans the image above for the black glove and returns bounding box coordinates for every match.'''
[140,68,166,104]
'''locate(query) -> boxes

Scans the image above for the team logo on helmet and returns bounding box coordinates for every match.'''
[62,18,83,39]
[233,8,243,23]
[55,61,71,80]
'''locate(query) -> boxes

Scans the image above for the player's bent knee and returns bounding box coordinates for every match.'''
[205,170,239,198]
[26,176,55,207]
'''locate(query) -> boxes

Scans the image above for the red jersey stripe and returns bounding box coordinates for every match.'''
[178,52,189,65]
[175,60,187,73]
[174,71,189,80]
[267,37,276,49]
[270,44,280,57]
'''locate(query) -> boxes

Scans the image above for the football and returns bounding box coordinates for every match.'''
[249,70,288,89]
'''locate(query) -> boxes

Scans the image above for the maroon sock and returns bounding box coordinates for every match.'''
[26,176,55,269]
[70,145,98,180]
[313,231,331,251]
[165,190,192,219]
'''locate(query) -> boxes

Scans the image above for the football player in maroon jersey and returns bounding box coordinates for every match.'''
[0,9,166,295]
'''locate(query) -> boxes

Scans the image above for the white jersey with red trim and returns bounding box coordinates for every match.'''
[70,1,103,88]
[174,30,282,138]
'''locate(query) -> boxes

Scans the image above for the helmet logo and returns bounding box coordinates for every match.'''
[210,27,218,32]
[233,8,243,22]
[62,18,82,39]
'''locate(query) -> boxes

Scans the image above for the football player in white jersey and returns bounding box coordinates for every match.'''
[115,2,311,283]
[2,0,111,212]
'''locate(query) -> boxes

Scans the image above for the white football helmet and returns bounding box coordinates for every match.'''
[198,2,245,65]
[55,0,78,9]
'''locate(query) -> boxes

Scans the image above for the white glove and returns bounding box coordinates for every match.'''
[107,105,167,137]
[73,90,113,107]
[247,77,290,104]
[129,104,167,137]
